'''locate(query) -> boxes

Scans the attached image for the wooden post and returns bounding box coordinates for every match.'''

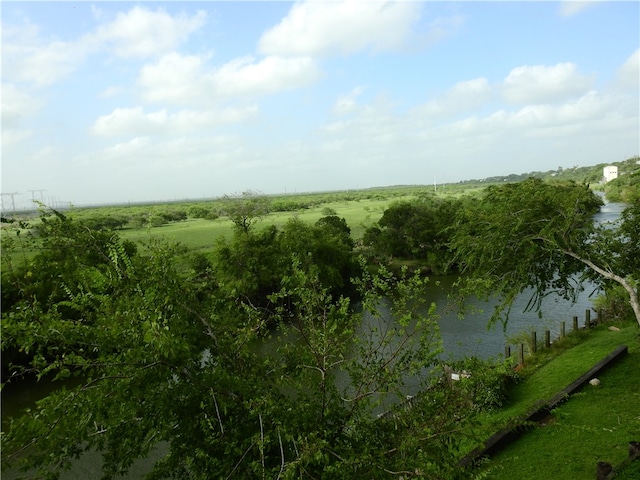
[518,343,525,367]
[545,330,551,348]
[585,309,591,328]
[573,316,579,331]
[596,461,612,480]
[597,308,603,325]
[561,322,566,339]
[443,365,453,387]
[505,345,511,358]
[629,441,640,459]
[531,331,537,353]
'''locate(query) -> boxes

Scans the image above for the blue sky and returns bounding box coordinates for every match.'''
[2,1,638,208]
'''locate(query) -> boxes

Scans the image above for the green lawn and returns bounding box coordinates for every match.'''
[473,320,640,479]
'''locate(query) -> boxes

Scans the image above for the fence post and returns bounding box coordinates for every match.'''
[596,461,612,480]
[573,316,579,331]
[597,308,603,324]
[585,309,591,329]
[545,330,551,348]
[561,322,566,339]
[505,345,511,359]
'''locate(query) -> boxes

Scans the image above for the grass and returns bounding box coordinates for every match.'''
[1,193,403,263]
[471,319,640,479]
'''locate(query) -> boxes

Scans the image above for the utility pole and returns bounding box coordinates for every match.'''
[1,192,21,216]
[28,189,47,203]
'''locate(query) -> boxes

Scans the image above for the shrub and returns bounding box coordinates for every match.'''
[447,357,519,412]
[592,285,634,321]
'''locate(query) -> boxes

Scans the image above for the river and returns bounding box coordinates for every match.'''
[1,199,627,478]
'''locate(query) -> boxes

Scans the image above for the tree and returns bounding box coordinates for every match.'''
[212,217,359,308]
[450,178,640,327]
[222,190,271,234]
[363,198,460,272]
[2,210,478,479]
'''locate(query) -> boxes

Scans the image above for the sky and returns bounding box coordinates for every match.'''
[2,1,639,209]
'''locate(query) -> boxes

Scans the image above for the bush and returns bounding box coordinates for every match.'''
[321,206,337,216]
[592,285,634,321]
[448,357,519,412]
[187,205,210,218]
[147,214,166,227]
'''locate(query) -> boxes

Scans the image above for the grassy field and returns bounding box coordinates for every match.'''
[110,197,392,258]
[472,319,640,479]
[2,188,437,263]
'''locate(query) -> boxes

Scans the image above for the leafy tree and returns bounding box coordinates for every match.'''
[212,225,283,306]
[450,178,640,327]
[80,214,129,231]
[147,214,166,227]
[186,205,220,220]
[605,169,640,203]
[1,211,478,479]
[321,206,337,216]
[222,190,271,234]
[280,217,359,298]
[363,198,460,272]
[213,217,359,308]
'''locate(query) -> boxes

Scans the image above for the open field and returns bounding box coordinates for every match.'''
[4,184,472,261]
[116,197,393,251]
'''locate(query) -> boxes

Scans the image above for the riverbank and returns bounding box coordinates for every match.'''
[469,318,640,479]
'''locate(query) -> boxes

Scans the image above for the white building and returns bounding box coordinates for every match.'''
[603,165,618,183]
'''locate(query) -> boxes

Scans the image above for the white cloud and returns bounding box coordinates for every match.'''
[80,135,245,176]
[98,86,126,98]
[258,1,422,57]
[88,6,206,59]
[415,78,491,119]
[137,53,210,104]
[2,128,33,147]
[614,49,640,91]
[558,1,600,17]
[1,6,206,88]
[213,55,320,97]
[138,53,320,105]
[332,86,365,116]
[320,84,632,158]
[1,83,41,127]
[99,136,152,161]
[423,90,625,142]
[2,22,90,86]
[501,63,594,104]
[91,105,258,136]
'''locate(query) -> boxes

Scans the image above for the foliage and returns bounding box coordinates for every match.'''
[186,205,220,220]
[605,171,640,203]
[447,357,519,412]
[213,216,360,308]
[212,224,283,305]
[592,285,635,321]
[2,209,481,479]
[603,156,640,203]
[362,197,461,273]
[221,190,271,234]
[451,179,613,326]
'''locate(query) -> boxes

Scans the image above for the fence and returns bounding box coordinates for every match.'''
[504,308,604,368]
